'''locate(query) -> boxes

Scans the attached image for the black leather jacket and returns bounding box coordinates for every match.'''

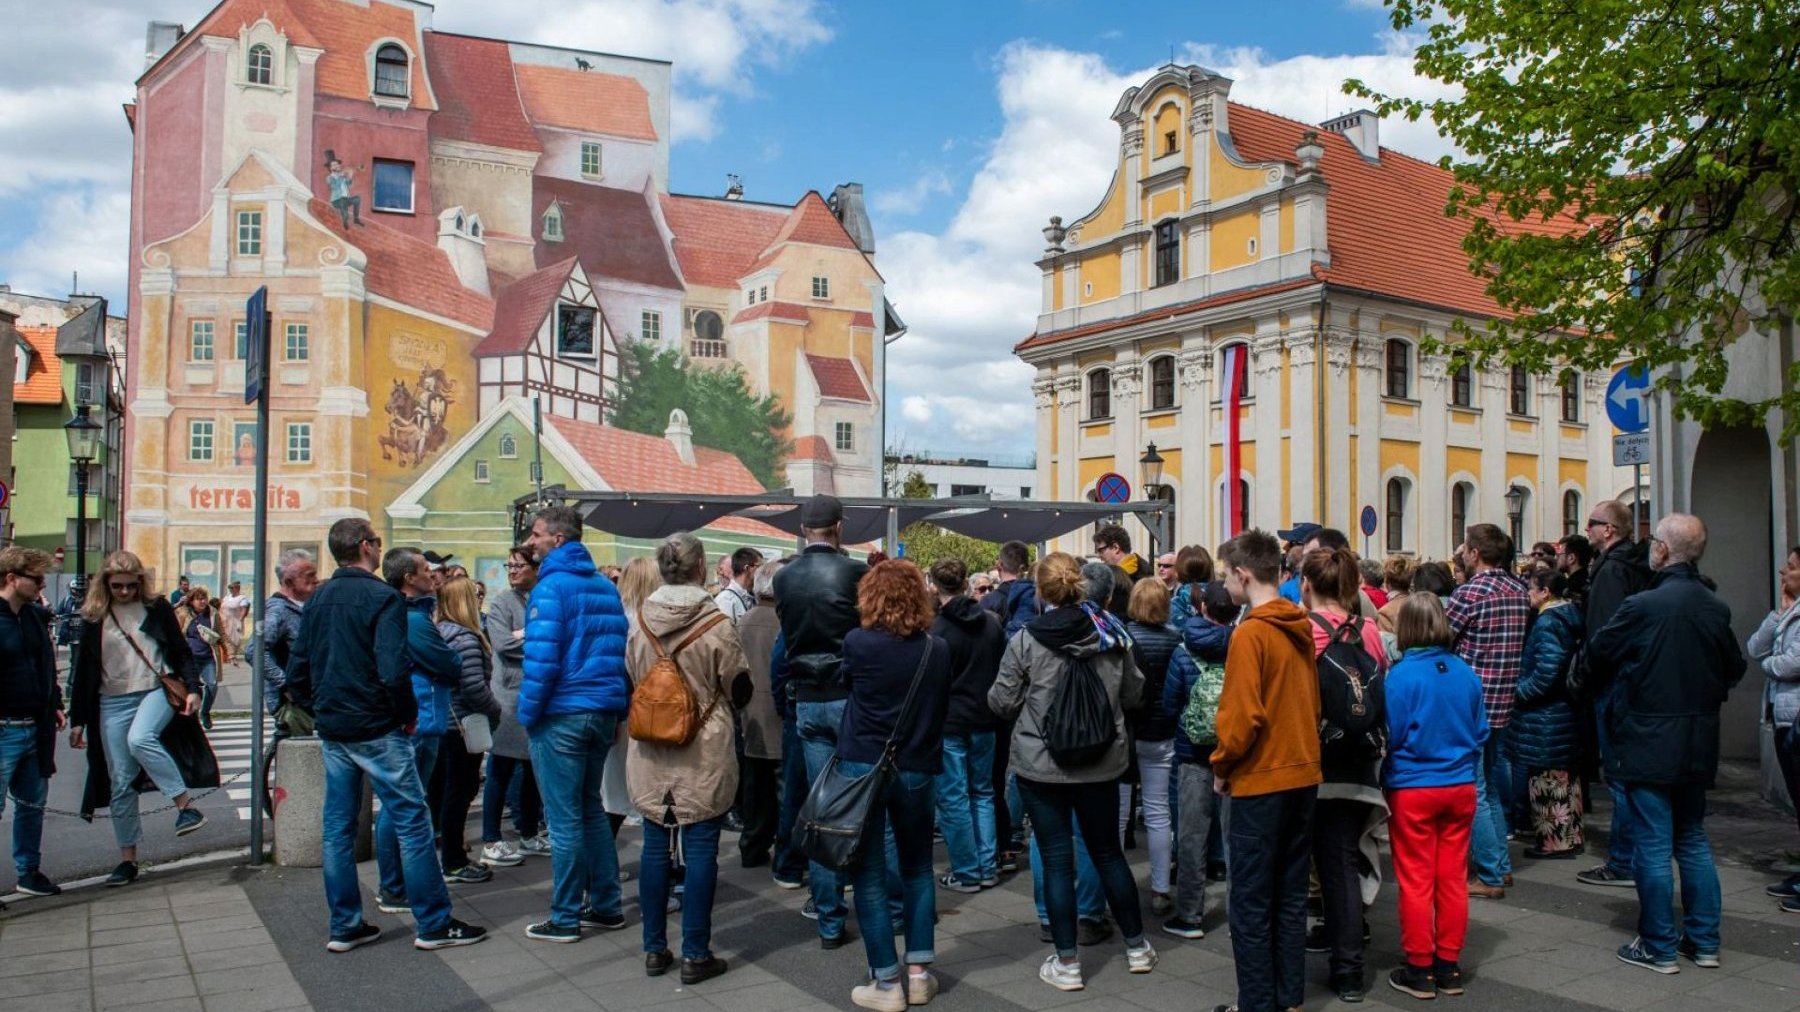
[773,543,868,702]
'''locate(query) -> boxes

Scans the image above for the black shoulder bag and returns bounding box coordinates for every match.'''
[794,639,933,871]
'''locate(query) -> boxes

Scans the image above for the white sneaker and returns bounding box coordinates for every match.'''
[850,980,907,1011]
[905,971,938,1005]
[518,833,551,857]
[1127,941,1158,974]
[481,840,524,867]
[1039,954,1084,991]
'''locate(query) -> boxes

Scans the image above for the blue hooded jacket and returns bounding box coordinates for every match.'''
[405,594,460,736]
[1382,646,1489,789]
[1000,579,1040,640]
[518,541,629,729]
[1163,614,1233,764]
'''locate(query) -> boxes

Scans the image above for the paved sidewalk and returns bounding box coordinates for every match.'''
[2,765,1795,1012]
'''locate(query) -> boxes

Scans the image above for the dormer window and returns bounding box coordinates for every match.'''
[373,43,409,99]
[542,203,564,242]
[247,44,273,86]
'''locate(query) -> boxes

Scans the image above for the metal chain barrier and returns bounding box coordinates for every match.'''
[6,766,255,819]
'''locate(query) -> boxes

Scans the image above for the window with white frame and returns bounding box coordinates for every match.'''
[758,285,768,302]
[834,422,855,452]
[580,142,602,178]
[499,433,518,459]
[811,275,829,299]
[542,204,563,242]
[234,321,249,360]
[474,459,490,483]
[373,43,409,99]
[284,323,309,360]
[189,420,215,461]
[641,310,661,342]
[1385,477,1410,552]
[191,321,216,362]
[1562,489,1582,537]
[246,44,273,86]
[285,422,312,463]
[236,209,262,256]
[75,362,98,406]
[1148,356,1175,410]
[372,159,414,213]
[1560,374,1581,422]
[1385,339,1411,398]
[1450,481,1473,551]
[1087,368,1111,419]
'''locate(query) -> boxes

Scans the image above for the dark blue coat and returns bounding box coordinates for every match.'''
[518,541,629,729]
[285,566,413,742]
[1508,603,1583,770]
[405,595,460,736]
[1126,620,1179,742]
[1163,615,1232,764]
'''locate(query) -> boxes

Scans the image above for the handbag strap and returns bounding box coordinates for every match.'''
[108,606,167,677]
[638,607,735,728]
[879,638,935,761]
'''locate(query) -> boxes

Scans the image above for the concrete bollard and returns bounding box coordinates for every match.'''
[272,737,373,866]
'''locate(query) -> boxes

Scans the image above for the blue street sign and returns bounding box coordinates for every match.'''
[1095,472,1132,504]
[245,286,268,405]
[1605,365,1650,434]
[1359,505,1378,538]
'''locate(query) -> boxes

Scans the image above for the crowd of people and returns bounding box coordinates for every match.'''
[0,489,1790,1011]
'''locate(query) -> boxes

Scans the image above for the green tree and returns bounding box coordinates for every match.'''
[894,469,1003,571]
[608,342,793,488]
[1348,0,1800,439]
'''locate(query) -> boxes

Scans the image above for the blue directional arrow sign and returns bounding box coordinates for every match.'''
[1605,365,1650,434]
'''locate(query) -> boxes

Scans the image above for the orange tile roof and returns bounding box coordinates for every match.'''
[473,259,575,356]
[792,434,834,462]
[546,413,764,496]
[13,325,64,405]
[424,33,540,153]
[732,301,812,326]
[512,63,656,142]
[747,192,862,272]
[191,0,322,49]
[659,195,791,289]
[181,0,433,110]
[805,355,870,403]
[535,178,682,290]
[310,198,494,330]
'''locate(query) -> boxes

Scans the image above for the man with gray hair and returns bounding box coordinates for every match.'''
[262,548,318,729]
[1588,513,1745,974]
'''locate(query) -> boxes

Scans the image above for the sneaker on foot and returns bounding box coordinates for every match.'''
[905,970,938,1005]
[443,864,493,885]
[15,871,61,897]
[1127,942,1158,974]
[175,807,207,836]
[937,872,981,894]
[518,833,551,857]
[680,955,728,985]
[1039,954,1084,992]
[1764,879,1800,898]
[977,875,1000,888]
[1306,922,1330,952]
[525,920,581,943]
[851,979,907,1011]
[1076,917,1113,946]
[1677,938,1720,968]
[1432,960,1464,996]
[104,861,138,888]
[481,840,524,867]
[1616,936,1678,974]
[801,897,819,920]
[1150,892,1174,916]
[578,908,626,931]
[415,918,487,950]
[326,922,381,953]
[376,891,410,914]
[1389,964,1437,999]
[1038,922,1054,944]
[1162,917,1206,940]
[1576,864,1635,887]
[1782,896,1800,914]
[997,852,1019,874]
[1333,973,1366,1003]
[772,871,805,890]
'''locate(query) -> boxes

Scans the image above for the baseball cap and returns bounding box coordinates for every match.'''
[799,494,844,528]
[1277,522,1323,545]
[422,550,455,570]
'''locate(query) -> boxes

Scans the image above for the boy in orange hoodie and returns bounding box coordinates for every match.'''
[1210,529,1322,1012]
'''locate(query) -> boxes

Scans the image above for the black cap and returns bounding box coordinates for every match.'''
[1276,522,1322,545]
[422,550,455,569]
[799,494,844,528]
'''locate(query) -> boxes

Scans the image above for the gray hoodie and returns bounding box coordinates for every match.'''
[988,606,1143,785]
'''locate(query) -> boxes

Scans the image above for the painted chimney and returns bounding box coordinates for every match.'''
[828,183,876,254]
[1320,110,1380,161]
[725,174,744,200]
[145,21,184,66]
[665,408,696,466]
[436,207,490,296]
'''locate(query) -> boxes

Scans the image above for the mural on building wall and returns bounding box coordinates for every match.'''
[324,150,365,228]
[379,328,461,468]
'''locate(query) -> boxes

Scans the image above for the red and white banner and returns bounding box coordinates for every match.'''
[1221,344,1246,536]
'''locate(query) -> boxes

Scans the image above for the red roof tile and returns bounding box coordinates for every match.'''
[14,325,64,405]
[513,63,656,142]
[747,192,862,272]
[792,434,834,462]
[535,177,682,291]
[659,195,791,289]
[546,413,764,496]
[849,311,875,329]
[731,301,812,326]
[424,33,540,153]
[180,0,432,110]
[310,198,494,330]
[192,0,323,49]
[473,259,575,356]
[805,354,870,403]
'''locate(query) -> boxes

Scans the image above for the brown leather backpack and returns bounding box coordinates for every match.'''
[628,607,729,747]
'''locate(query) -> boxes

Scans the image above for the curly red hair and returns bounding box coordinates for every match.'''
[858,559,933,637]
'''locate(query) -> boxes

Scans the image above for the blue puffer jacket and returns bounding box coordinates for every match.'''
[1510,602,1584,770]
[518,541,629,730]
[405,595,461,737]
[1163,615,1233,764]
[1126,620,1180,742]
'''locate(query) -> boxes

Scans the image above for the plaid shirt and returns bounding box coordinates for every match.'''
[1446,569,1531,728]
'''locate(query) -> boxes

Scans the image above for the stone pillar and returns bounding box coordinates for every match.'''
[1419,349,1451,555]
[1322,330,1355,526]
[1033,376,1056,502]
[1352,339,1385,534]
[1479,367,1510,528]
[1178,344,1213,544]
[1055,374,1082,501]
[1285,330,1318,528]
[1250,322,1285,531]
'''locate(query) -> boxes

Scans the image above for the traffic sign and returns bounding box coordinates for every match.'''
[0,478,9,509]
[1095,472,1132,505]
[1613,431,1651,466]
[1359,505,1378,538]
[1605,365,1650,433]
[245,286,269,405]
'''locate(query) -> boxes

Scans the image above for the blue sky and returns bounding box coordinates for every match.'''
[0,0,1447,459]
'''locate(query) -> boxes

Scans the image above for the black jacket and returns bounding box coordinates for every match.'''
[285,566,414,742]
[1583,539,1651,658]
[1590,565,1744,786]
[772,544,867,702]
[70,598,218,820]
[838,628,952,774]
[932,596,1005,734]
[1511,603,1584,770]
[0,600,61,775]
[1125,620,1180,742]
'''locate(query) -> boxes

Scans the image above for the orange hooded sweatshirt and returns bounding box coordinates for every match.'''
[1209,597,1323,797]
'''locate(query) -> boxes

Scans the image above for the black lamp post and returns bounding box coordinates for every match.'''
[1139,442,1170,555]
[1504,483,1527,549]
[64,404,103,601]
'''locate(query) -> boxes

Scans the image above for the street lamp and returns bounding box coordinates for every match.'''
[1139,442,1172,556]
[1139,442,1165,494]
[1504,483,1527,547]
[64,404,103,601]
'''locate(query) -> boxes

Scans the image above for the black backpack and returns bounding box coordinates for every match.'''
[1044,654,1115,768]
[1308,612,1387,761]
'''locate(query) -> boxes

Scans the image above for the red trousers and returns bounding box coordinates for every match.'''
[1386,784,1477,966]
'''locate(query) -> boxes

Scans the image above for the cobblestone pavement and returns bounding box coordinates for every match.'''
[2,765,1795,1012]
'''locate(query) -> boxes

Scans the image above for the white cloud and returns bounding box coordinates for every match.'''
[871,169,953,217]
[0,189,132,303]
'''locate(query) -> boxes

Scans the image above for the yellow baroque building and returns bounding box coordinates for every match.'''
[1018,65,1633,558]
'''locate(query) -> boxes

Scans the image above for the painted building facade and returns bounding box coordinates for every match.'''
[123,0,891,587]
[1019,65,1632,558]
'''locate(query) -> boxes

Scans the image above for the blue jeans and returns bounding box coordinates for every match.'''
[798,700,852,939]
[1019,778,1145,959]
[1470,737,1513,887]
[936,731,997,883]
[1623,782,1720,958]
[774,714,809,881]
[322,733,452,937]
[376,734,441,899]
[840,761,937,982]
[197,659,217,718]
[642,818,720,961]
[0,725,47,878]
[98,690,187,849]
[529,712,624,928]
[1595,694,1635,877]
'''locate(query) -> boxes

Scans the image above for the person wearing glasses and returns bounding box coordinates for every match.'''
[69,551,218,887]
[0,547,65,905]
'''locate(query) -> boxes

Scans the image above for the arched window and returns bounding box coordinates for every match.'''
[1087,368,1111,420]
[1451,361,1473,407]
[690,310,726,359]
[498,433,518,459]
[1385,477,1410,552]
[1562,489,1582,537]
[373,43,410,98]
[542,204,563,242]
[1450,481,1472,552]
[1385,339,1411,398]
[246,44,273,86]
[1148,356,1175,410]
[1509,365,1531,415]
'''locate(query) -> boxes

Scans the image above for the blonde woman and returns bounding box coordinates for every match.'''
[436,577,503,882]
[69,552,219,886]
